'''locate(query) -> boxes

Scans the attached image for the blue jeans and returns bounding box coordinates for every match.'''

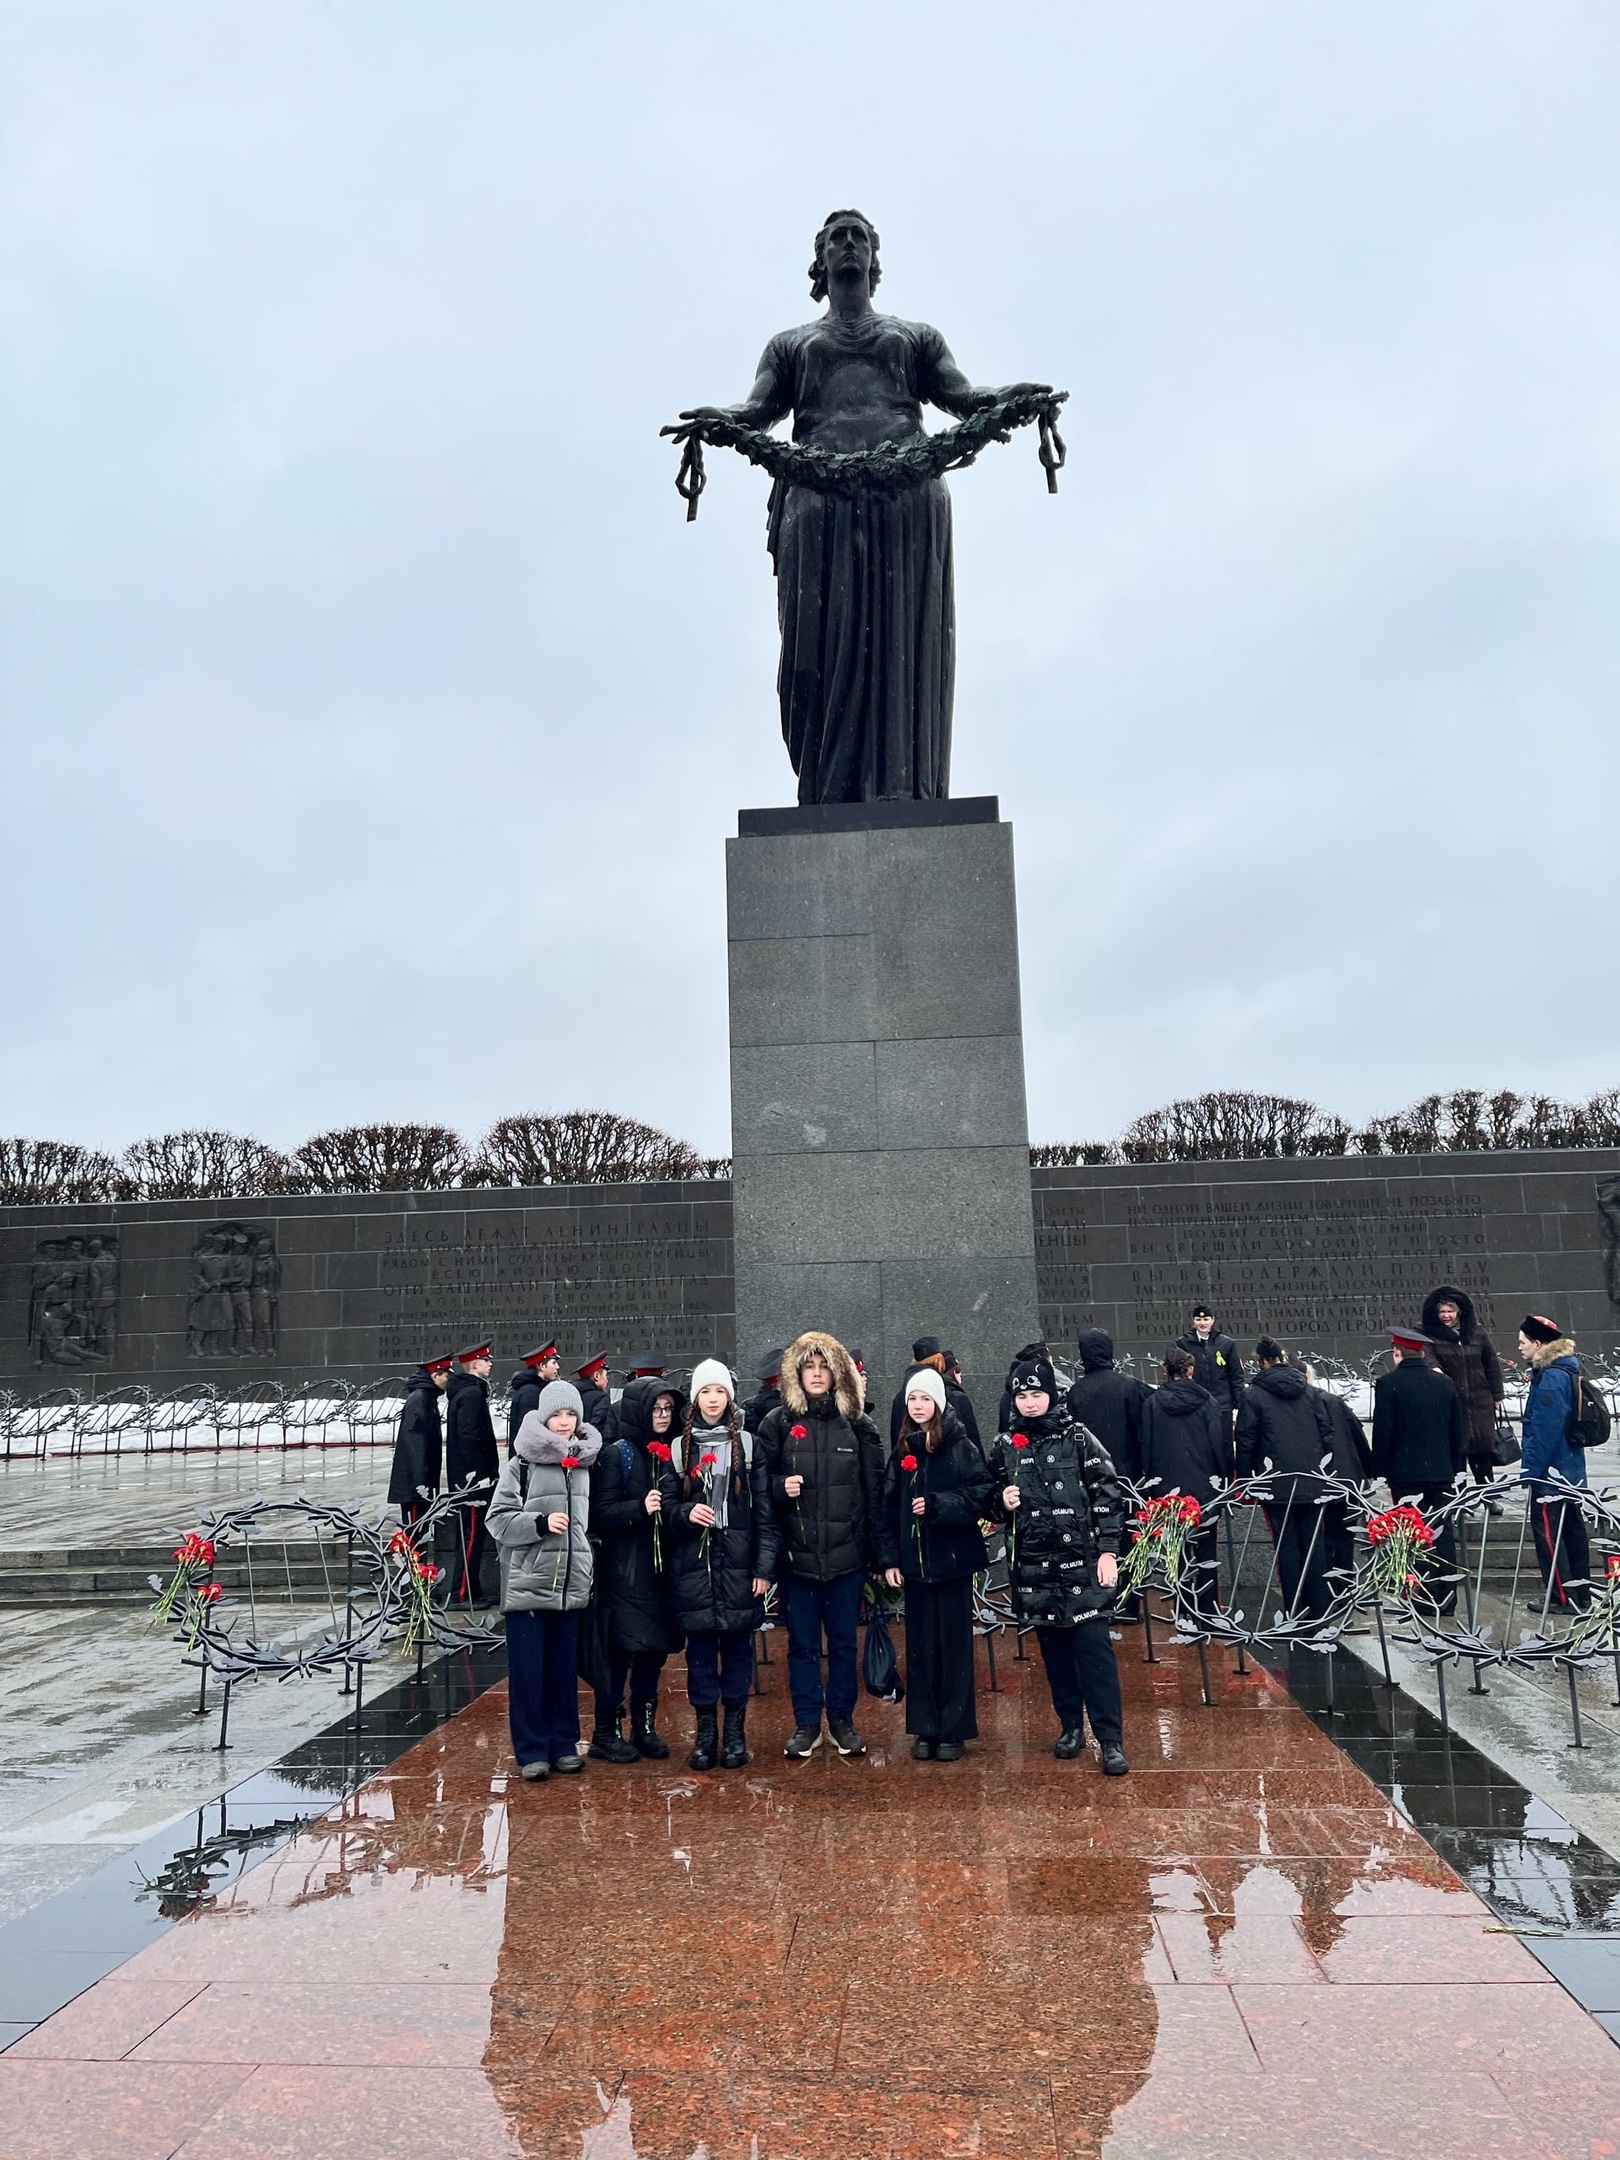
[506,1608,582,1765]
[684,1629,754,1709]
[784,1570,863,1727]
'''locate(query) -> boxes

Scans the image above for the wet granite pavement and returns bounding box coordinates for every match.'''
[4,1623,1619,2159]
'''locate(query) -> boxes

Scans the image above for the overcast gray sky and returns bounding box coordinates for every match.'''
[3,2,1616,1161]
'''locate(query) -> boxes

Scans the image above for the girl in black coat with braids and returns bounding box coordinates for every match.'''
[659,1360,780,1772]
[989,1351,1130,1773]
[586,1378,685,1765]
[878,1367,992,1759]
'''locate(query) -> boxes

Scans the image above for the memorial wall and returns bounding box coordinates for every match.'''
[3,1148,1619,1395]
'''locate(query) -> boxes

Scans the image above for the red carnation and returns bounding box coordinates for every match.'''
[900,1454,918,1473]
[647,1440,672,1463]
[560,1454,580,1472]
[789,1424,808,1440]
[700,1451,718,1469]
[199,1582,222,1604]
[1010,1432,1030,1450]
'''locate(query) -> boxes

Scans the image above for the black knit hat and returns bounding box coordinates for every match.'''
[1521,1313,1563,1346]
[911,1334,942,1361]
[1009,1353,1058,1400]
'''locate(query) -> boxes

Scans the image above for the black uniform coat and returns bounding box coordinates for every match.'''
[507,1369,544,1445]
[1177,1327,1245,1417]
[578,1381,614,1438]
[589,1382,684,1657]
[1235,1365,1335,1494]
[875,1413,992,1583]
[659,1423,781,1636]
[756,1330,886,1582]
[988,1409,1125,1628]
[1419,1287,1505,1457]
[387,1369,443,1509]
[1140,1380,1231,1505]
[445,1369,499,1489]
[1372,1360,1465,1494]
[1067,1355,1151,1483]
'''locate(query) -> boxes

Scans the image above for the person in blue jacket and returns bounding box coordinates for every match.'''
[1518,1313,1592,1613]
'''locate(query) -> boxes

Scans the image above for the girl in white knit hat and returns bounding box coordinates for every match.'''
[658,1359,781,1771]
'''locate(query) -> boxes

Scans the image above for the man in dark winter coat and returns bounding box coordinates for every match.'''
[1067,1330,1150,1484]
[888,1336,982,1452]
[1236,1339,1346,1626]
[1139,1347,1230,1617]
[1305,1364,1374,1590]
[743,1349,785,1435]
[446,1340,501,1607]
[507,1342,561,1443]
[1421,1286,1506,1507]
[388,1354,452,1525]
[941,1352,983,1451]
[1177,1307,1244,1430]
[1372,1325,1465,1603]
[756,1330,886,1760]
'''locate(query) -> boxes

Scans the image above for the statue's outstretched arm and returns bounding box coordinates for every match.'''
[926,332,1052,420]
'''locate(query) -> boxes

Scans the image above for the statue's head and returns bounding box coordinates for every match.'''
[809,209,881,302]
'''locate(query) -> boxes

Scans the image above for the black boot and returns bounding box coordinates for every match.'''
[633,1699,669,1760]
[721,1702,748,1769]
[588,1716,638,1766]
[689,1709,719,1771]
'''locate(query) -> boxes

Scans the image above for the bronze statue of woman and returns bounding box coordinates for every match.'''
[677,210,1056,806]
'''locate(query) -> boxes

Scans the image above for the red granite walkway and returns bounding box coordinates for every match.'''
[2,1634,1616,2158]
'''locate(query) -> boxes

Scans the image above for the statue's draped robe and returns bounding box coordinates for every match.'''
[750,315,962,804]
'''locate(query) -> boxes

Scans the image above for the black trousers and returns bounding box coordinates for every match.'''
[1530,1486,1592,1611]
[1035,1622,1123,1746]
[453,1503,489,1605]
[1263,1501,1336,1622]
[903,1575,978,1743]
[684,1629,755,1708]
[594,1648,667,1728]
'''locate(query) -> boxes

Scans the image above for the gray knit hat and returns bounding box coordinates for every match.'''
[535,1379,584,1424]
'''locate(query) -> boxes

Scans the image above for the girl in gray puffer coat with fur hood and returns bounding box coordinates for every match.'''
[489,1380,602,1781]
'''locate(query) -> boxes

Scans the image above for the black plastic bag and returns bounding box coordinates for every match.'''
[863,1604,905,1702]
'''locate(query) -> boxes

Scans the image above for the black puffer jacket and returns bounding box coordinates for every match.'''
[1235,1364,1335,1493]
[756,1331,886,1582]
[660,1421,780,1635]
[387,1369,443,1508]
[1140,1380,1231,1504]
[876,1414,992,1582]
[1176,1327,1245,1416]
[988,1409,1125,1627]
[1419,1286,1504,1456]
[591,1381,684,1656]
[579,1380,613,1437]
[1066,1332,1150,1481]
[445,1369,499,1488]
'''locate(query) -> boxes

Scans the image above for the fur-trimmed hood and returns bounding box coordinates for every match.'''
[1422,1285,1478,1344]
[1528,1336,1576,1370]
[780,1330,864,1419]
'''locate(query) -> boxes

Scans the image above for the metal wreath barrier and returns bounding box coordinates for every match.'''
[147,1483,503,1751]
[1055,1465,1620,1742]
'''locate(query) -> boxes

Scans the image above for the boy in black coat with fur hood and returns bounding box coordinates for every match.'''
[756,1330,886,1761]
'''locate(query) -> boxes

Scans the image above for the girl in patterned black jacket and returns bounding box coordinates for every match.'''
[988,1350,1129,1773]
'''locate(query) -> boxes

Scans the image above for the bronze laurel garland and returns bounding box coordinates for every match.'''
[661,387,1068,521]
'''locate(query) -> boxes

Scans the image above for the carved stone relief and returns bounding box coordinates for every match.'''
[187,1222,280,1358]
[29,1232,120,1366]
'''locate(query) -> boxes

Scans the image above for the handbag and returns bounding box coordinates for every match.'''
[862,1604,905,1702]
[1490,1414,1521,1468]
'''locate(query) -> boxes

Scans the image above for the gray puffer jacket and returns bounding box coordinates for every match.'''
[488,1418,603,1612]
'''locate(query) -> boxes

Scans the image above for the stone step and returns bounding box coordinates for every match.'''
[0,1537,380,1606]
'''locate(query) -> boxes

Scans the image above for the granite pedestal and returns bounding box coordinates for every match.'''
[727,797,1040,1411]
